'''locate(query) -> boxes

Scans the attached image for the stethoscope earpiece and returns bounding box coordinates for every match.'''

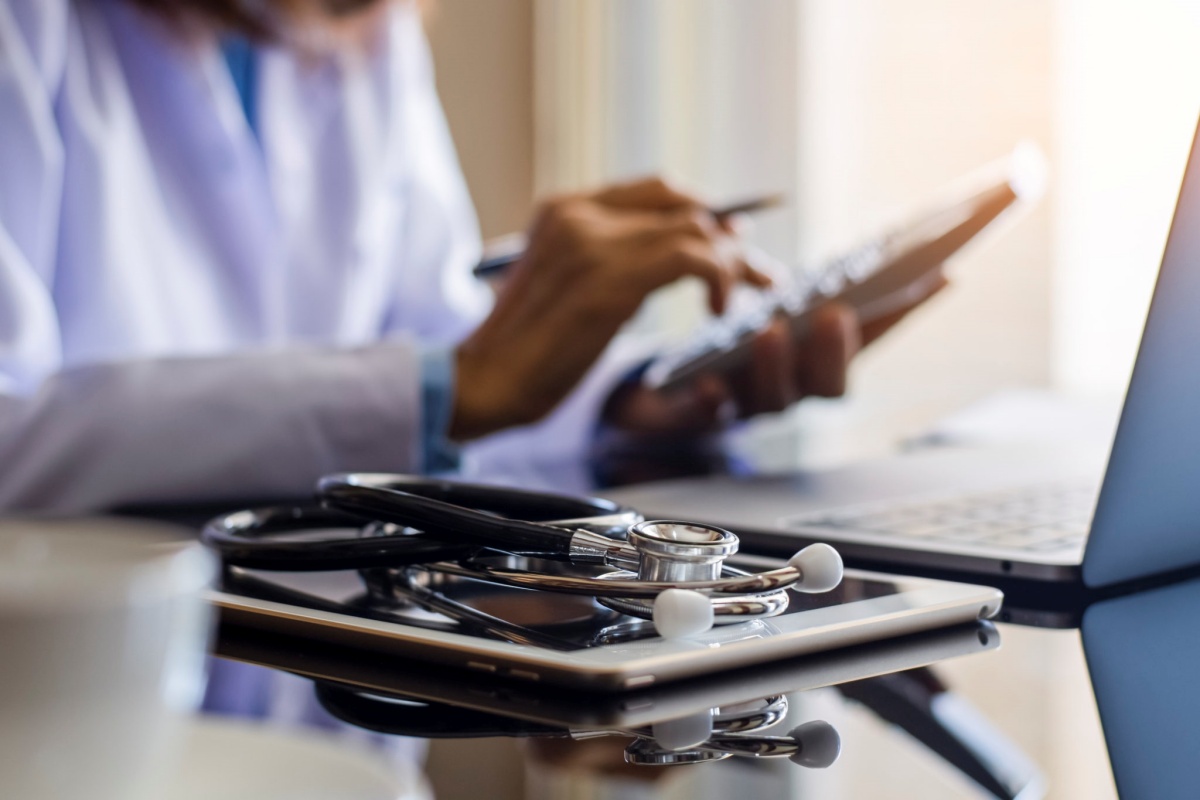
[652,588,714,639]
[787,543,845,594]
[787,720,842,769]
[651,710,714,751]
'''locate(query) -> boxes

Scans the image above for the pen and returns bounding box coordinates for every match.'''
[472,192,785,280]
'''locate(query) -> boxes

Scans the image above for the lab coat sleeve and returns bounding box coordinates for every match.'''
[0,4,425,512]
[0,341,425,512]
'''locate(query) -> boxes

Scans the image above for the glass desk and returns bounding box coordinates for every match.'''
[140,443,1195,800]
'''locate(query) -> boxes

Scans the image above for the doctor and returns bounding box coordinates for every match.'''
[0,0,919,512]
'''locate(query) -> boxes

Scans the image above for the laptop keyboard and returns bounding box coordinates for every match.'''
[784,483,1097,553]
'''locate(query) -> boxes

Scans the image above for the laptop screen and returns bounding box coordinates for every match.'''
[1085,115,1200,587]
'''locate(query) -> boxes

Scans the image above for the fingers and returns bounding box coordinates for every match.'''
[802,303,859,398]
[532,191,773,313]
[603,374,732,434]
[661,373,732,433]
[593,176,705,210]
[590,179,770,290]
[861,273,949,346]
[664,239,736,315]
[595,180,775,304]
[728,303,858,418]
[741,259,774,289]
[718,213,747,237]
[607,302,861,437]
[641,209,772,313]
[740,318,796,416]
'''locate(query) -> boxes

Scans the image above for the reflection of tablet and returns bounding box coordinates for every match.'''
[211,562,1001,691]
[218,619,998,730]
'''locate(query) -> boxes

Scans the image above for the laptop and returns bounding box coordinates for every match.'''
[608,115,1200,594]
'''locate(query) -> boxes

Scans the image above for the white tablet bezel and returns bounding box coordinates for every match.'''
[218,620,999,729]
[211,568,1001,690]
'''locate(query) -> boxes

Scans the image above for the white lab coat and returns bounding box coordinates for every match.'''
[0,0,632,511]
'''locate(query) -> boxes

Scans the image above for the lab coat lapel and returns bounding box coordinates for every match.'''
[257,47,343,337]
[257,46,386,340]
[100,2,285,336]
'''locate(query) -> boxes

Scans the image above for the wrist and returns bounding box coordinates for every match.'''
[449,344,524,440]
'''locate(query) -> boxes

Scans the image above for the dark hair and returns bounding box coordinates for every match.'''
[127,0,393,40]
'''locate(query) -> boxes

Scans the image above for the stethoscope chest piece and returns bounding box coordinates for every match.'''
[590,518,843,638]
[627,521,738,582]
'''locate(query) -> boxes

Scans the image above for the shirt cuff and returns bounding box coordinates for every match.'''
[420,344,461,474]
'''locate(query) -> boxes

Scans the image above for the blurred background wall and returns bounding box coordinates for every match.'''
[428,0,1200,470]
[425,0,536,240]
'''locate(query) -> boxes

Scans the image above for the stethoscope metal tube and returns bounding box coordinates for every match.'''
[427,546,806,597]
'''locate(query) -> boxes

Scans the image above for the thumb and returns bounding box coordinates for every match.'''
[668,374,735,431]
[607,375,733,434]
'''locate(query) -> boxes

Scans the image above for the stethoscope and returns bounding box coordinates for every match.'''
[313,683,842,769]
[203,473,844,639]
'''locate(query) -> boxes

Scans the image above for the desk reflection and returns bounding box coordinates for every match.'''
[1083,575,1200,800]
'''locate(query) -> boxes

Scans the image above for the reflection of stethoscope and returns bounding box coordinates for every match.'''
[314,683,842,769]
[203,473,844,638]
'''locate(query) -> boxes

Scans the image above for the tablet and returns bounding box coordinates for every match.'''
[211,560,1001,691]
[642,143,1046,391]
[217,619,999,731]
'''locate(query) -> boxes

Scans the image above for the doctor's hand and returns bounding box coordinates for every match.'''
[449,177,771,440]
[601,276,948,435]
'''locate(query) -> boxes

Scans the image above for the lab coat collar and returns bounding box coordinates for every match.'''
[96,1,347,338]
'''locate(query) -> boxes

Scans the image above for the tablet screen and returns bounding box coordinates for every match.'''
[222,563,908,653]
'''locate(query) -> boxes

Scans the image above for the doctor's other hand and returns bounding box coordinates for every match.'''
[602,304,858,435]
[602,274,948,435]
[449,177,771,440]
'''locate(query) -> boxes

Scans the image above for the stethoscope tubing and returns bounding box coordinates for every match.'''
[321,481,574,557]
[203,475,640,571]
[203,506,476,571]
[319,473,636,557]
